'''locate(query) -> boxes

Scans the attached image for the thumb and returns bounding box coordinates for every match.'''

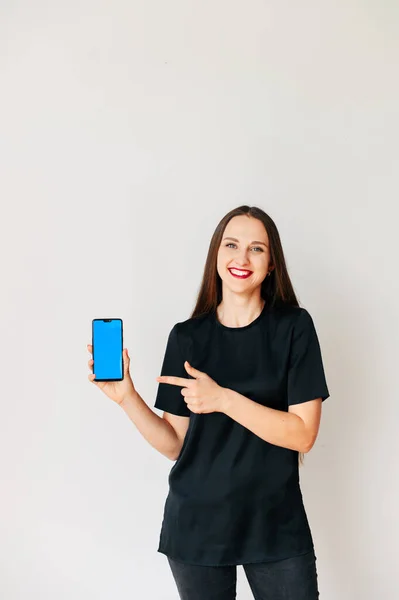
[184,360,206,379]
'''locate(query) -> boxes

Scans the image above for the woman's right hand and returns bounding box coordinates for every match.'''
[87,344,136,406]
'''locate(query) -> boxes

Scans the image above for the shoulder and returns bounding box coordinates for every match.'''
[268,305,312,327]
[170,311,212,345]
[265,306,316,344]
[288,306,313,326]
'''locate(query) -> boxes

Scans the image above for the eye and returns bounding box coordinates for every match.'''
[225,243,263,252]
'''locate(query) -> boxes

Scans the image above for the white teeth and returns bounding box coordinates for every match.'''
[230,269,251,276]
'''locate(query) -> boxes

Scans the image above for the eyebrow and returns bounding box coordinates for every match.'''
[222,236,268,247]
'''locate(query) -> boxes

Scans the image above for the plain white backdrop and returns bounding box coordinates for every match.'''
[1,1,398,598]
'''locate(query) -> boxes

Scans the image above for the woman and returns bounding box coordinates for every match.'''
[87,205,330,600]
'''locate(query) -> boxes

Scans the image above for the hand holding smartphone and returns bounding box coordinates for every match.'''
[87,318,135,406]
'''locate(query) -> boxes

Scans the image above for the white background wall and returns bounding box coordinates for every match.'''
[1,1,398,598]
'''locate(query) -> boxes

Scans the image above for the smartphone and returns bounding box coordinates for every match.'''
[92,318,123,382]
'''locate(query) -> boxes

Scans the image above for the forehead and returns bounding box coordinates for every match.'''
[223,215,269,243]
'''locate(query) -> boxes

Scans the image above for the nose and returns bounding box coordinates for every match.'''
[234,250,251,266]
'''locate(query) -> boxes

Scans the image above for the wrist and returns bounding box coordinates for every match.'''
[219,387,233,414]
[119,390,138,410]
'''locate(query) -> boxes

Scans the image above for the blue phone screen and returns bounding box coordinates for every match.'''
[92,319,123,381]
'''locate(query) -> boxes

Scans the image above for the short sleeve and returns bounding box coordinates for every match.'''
[154,324,191,417]
[287,309,330,406]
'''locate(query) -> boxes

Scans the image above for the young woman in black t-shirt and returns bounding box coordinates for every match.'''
[87,206,329,600]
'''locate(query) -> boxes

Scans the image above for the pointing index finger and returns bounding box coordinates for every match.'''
[156,375,192,387]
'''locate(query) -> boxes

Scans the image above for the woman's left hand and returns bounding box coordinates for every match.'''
[156,362,228,414]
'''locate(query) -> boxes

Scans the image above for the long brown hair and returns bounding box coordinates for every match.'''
[189,205,306,466]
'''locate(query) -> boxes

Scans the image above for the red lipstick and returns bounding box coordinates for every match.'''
[228,268,253,279]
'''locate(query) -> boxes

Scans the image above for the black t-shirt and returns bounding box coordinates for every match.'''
[154,303,330,566]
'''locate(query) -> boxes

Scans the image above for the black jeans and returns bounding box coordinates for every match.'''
[167,550,319,600]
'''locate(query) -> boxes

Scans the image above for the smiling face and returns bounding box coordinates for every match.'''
[217,215,273,294]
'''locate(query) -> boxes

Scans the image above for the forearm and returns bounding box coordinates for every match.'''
[120,390,180,460]
[222,389,309,453]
